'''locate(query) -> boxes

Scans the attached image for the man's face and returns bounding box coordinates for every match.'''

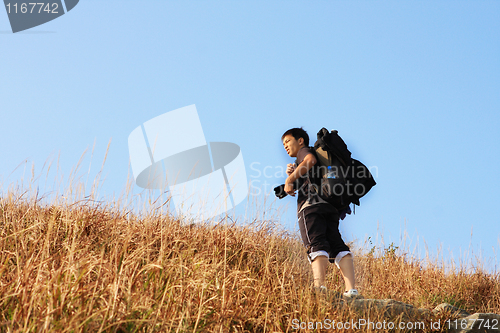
[282,134,303,158]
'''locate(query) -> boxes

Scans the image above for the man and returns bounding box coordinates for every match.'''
[282,127,358,298]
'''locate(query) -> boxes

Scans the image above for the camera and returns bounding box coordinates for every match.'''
[274,184,288,199]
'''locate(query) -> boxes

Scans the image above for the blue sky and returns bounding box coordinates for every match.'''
[1,1,499,272]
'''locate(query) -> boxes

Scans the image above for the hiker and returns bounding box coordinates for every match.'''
[282,127,359,298]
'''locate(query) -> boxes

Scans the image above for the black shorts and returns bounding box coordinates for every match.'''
[298,203,350,263]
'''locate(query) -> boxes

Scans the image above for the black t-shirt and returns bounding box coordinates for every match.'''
[295,147,325,213]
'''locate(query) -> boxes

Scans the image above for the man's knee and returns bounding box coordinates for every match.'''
[308,250,329,263]
[334,251,353,268]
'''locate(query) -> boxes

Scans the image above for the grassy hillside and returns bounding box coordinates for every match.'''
[0,191,499,332]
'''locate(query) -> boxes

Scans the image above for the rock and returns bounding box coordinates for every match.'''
[338,298,430,320]
[330,297,499,331]
[433,303,471,318]
[446,313,500,332]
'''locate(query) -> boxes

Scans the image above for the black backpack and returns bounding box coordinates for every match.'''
[313,128,376,211]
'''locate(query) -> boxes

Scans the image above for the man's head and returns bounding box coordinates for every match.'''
[282,127,309,157]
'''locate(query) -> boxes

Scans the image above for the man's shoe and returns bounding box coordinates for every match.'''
[313,286,342,300]
[313,285,328,295]
[342,289,362,299]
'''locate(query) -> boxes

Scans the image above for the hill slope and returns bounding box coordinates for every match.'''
[0,193,499,332]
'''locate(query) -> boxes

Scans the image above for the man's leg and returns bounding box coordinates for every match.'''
[311,255,329,288]
[337,253,355,291]
[298,207,331,288]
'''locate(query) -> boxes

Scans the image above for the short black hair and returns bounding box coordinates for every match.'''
[281,127,309,147]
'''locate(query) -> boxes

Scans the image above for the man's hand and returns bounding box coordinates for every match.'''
[284,153,317,197]
[284,178,296,196]
[285,163,297,196]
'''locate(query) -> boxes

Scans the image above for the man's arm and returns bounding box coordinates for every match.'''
[285,153,317,196]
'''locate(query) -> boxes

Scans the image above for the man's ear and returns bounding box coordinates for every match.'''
[298,137,304,147]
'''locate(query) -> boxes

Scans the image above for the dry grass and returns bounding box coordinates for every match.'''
[355,244,500,315]
[0,188,499,332]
